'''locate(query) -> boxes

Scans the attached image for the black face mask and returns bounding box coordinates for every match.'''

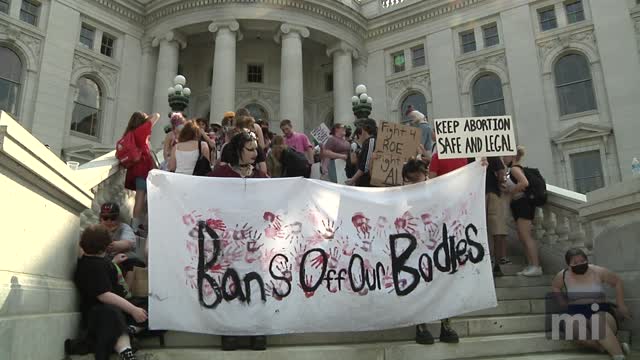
[571,263,589,275]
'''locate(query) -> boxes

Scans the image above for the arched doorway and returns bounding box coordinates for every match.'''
[245,103,269,123]
[400,92,427,124]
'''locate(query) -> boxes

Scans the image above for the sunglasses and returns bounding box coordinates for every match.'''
[100,215,118,221]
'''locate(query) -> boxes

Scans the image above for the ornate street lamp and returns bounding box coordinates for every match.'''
[351,84,373,123]
[167,75,192,114]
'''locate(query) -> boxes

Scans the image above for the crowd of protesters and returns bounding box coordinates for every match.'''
[69,107,632,360]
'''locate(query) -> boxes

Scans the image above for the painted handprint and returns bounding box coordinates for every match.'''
[206,218,227,232]
[328,247,342,269]
[244,231,264,264]
[316,219,341,240]
[375,216,389,240]
[299,275,317,298]
[265,281,288,301]
[394,211,417,234]
[263,211,283,229]
[358,231,376,252]
[285,221,304,242]
[336,235,356,256]
[290,243,308,268]
[351,213,371,237]
[232,223,253,241]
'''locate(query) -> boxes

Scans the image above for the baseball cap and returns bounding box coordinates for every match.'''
[100,202,120,217]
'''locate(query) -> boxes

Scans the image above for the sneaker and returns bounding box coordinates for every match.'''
[250,335,267,351]
[119,348,136,360]
[498,257,512,265]
[518,266,543,277]
[221,336,239,351]
[622,342,631,355]
[439,319,459,343]
[415,324,435,345]
[493,263,504,277]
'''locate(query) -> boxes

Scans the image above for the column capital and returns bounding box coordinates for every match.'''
[141,37,155,54]
[274,23,309,44]
[151,30,187,49]
[208,20,243,41]
[326,41,359,59]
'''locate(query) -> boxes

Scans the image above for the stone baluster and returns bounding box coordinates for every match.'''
[542,207,558,244]
[568,215,586,248]
[555,213,570,244]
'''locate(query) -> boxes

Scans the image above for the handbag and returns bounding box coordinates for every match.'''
[192,139,211,176]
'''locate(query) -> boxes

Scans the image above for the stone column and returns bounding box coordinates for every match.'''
[139,38,157,114]
[208,20,242,124]
[353,57,367,90]
[275,23,309,131]
[150,31,186,149]
[328,42,357,125]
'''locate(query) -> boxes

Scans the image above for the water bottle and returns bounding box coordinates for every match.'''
[632,158,640,177]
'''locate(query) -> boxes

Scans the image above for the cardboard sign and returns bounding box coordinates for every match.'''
[434,116,516,159]
[147,163,496,335]
[371,121,421,187]
[310,123,331,145]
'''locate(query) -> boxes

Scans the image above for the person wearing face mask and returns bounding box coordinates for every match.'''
[551,248,632,360]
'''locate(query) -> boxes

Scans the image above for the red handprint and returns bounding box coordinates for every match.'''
[263,211,283,229]
[290,243,308,268]
[394,211,417,234]
[298,275,317,298]
[351,213,371,237]
[316,219,341,240]
[232,223,253,241]
[285,222,304,242]
[244,231,264,264]
[328,247,342,269]
[265,281,287,301]
[375,216,389,240]
[206,218,227,232]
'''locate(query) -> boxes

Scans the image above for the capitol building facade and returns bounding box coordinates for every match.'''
[1,0,639,192]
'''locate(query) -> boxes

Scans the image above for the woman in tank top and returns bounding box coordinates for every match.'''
[551,248,631,360]
[168,120,210,175]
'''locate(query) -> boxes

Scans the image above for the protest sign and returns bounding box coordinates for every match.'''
[434,116,516,159]
[370,121,421,187]
[310,123,331,145]
[147,163,496,335]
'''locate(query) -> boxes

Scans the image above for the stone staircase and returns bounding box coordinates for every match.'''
[69,258,632,360]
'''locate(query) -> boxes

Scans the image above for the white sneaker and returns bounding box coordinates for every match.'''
[518,266,543,277]
[622,342,631,355]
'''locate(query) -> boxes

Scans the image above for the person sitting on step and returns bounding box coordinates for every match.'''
[551,248,632,360]
[72,225,149,360]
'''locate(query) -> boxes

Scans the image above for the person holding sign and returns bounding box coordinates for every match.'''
[345,119,377,187]
[503,146,542,277]
[402,159,460,345]
[407,110,433,163]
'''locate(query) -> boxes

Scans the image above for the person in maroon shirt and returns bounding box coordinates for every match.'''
[209,130,267,179]
[208,131,266,350]
[122,112,159,233]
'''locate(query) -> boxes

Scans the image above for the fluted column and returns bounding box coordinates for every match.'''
[139,38,157,113]
[275,23,309,131]
[209,20,242,124]
[328,42,357,126]
[150,31,186,149]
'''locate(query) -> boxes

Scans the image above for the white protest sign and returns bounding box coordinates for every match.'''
[147,163,496,335]
[310,123,331,145]
[434,116,516,159]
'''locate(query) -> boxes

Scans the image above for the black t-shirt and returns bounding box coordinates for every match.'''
[74,256,127,315]
[486,157,505,195]
[357,137,376,187]
[221,143,266,165]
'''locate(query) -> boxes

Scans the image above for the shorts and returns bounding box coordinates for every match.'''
[486,193,508,237]
[135,177,147,191]
[511,196,535,221]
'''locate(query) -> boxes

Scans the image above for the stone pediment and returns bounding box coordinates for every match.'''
[552,122,612,144]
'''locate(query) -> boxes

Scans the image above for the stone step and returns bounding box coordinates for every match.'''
[496,286,549,300]
[70,332,597,360]
[470,352,611,360]
[494,275,553,288]
[138,314,550,348]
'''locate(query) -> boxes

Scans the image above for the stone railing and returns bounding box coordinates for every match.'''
[507,184,588,273]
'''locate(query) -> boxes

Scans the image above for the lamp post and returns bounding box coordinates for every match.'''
[167,75,192,114]
[351,84,373,126]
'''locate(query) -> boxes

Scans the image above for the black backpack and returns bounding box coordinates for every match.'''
[192,139,211,176]
[516,166,547,207]
[282,148,310,178]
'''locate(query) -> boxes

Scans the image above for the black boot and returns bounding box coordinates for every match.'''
[493,262,504,277]
[415,324,435,345]
[250,335,267,351]
[119,348,136,360]
[439,319,459,343]
[221,336,239,351]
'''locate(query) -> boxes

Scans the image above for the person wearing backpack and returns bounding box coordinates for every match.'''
[120,112,159,235]
[503,146,542,277]
[167,120,211,176]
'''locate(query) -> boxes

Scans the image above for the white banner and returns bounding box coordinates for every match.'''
[434,116,516,159]
[147,162,496,335]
